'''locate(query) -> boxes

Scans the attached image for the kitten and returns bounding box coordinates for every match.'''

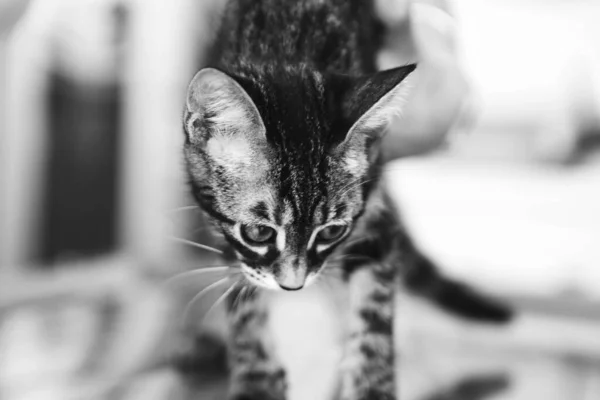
[182,1,512,399]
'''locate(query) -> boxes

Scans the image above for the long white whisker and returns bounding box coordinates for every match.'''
[322,254,373,273]
[168,205,199,214]
[247,285,259,300]
[200,281,240,326]
[233,285,247,310]
[235,285,246,310]
[334,178,378,201]
[331,171,384,202]
[332,175,369,199]
[168,236,224,254]
[163,266,235,287]
[181,277,230,326]
[191,226,215,234]
[330,253,371,262]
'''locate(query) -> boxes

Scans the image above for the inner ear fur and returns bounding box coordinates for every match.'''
[184,67,266,146]
[340,64,416,145]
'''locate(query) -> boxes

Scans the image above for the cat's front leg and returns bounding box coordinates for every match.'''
[227,288,287,400]
[340,263,397,400]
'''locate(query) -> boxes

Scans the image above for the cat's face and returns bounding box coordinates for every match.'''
[184,65,414,290]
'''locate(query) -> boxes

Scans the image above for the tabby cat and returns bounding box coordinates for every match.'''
[182,1,512,399]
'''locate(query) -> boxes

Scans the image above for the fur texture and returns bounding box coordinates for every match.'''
[182,1,512,399]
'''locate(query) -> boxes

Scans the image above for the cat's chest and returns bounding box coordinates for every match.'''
[267,281,348,400]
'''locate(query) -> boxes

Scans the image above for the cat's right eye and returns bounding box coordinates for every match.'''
[316,224,347,244]
[241,224,276,245]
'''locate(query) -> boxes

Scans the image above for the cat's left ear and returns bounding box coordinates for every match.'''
[184,67,266,146]
[339,64,416,145]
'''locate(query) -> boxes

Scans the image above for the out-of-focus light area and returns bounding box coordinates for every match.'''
[0,0,599,400]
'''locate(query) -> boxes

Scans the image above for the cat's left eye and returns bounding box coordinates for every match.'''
[241,224,276,245]
[316,224,347,244]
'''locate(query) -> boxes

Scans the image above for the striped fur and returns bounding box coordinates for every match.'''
[183,1,512,399]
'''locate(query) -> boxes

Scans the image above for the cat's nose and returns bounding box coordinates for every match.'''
[279,283,303,291]
[276,267,306,291]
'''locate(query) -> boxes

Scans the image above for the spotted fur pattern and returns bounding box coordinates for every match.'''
[183,1,512,399]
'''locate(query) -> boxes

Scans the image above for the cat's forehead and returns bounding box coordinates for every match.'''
[239,66,339,147]
[246,184,354,227]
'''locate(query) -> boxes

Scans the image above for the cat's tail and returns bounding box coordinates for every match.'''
[403,252,514,324]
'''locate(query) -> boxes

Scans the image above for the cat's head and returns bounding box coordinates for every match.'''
[183,64,415,291]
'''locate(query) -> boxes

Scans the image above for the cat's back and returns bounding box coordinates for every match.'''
[211,0,383,74]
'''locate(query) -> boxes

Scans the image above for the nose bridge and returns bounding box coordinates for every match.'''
[285,228,309,267]
[277,230,308,290]
[285,219,313,252]
[275,221,308,290]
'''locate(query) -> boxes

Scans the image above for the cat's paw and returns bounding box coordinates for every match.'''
[229,369,287,400]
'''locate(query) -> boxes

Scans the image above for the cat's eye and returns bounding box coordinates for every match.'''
[241,224,276,245]
[316,224,347,244]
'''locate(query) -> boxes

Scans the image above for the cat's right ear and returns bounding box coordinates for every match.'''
[184,68,266,146]
[335,64,416,146]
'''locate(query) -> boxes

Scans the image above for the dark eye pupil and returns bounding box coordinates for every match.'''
[242,225,275,244]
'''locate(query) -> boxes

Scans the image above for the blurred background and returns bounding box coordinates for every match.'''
[0,0,599,399]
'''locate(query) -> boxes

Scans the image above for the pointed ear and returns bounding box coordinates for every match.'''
[340,64,416,145]
[184,68,266,146]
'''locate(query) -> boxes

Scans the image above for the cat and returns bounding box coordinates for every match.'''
[182,1,512,399]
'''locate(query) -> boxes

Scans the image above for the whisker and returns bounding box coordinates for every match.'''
[163,265,236,287]
[167,205,199,214]
[341,225,405,248]
[241,284,257,303]
[321,261,339,273]
[199,280,240,326]
[332,175,371,199]
[190,225,216,234]
[339,236,370,249]
[233,285,247,310]
[168,236,224,254]
[331,169,385,202]
[328,253,372,265]
[248,285,259,299]
[181,277,230,326]
[334,177,378,201]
